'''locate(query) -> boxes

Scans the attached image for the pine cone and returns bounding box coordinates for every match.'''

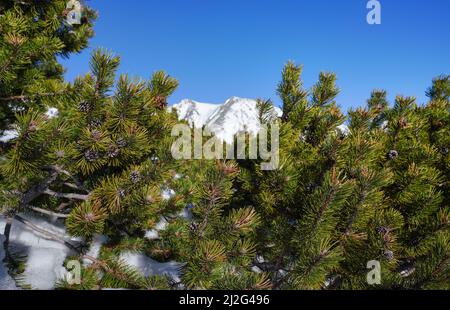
[398,117,408,128]
[118,188,126,198]
[88,118,102,128]
[28,121,38,132]
[116,138,127,148]
[376,226,389,234]
[107,145,120,158]
[388,150,398,160]
[84,149,99,162]
[78,100,92,113]
[189,222,198,233]
[91,130,102,141]
[154,96,167,109]
[130,171,141,183]
[384,250,394,261]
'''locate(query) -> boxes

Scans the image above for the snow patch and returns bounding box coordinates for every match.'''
[4,214,75,289]
[45,107,59,119]
[144,217,169,240]
[120,251,183,282]
[0,130,18,143]
[0,235,19,290]
[83,234,108,265]
[161,188,176,200]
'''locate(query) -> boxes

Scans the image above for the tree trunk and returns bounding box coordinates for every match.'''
[3,216,13,246]
[2,216,13,267]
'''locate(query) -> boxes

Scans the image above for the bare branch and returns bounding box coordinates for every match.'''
[57,201,74,211]
[20,170,60,206]
[28,206,69,219]
[64,182,84,191]
[49,165,88,193]
[43,189,89,201]
[0,92,64,102]
[13,215,80,252]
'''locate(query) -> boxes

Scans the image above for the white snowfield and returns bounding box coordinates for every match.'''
[0,214,182,289]
[0,185,183,289]
[0,234,18,290]
[171,97,283,144]
[0,215,74,289]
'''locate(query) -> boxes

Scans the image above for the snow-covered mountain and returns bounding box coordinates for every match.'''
[170,97,282,143]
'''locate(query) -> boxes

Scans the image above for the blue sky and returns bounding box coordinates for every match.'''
[61,0,450,109]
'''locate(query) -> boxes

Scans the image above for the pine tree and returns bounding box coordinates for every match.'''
[0,49,187,288]
[380,76,449,289]
[0,0,96,133]
[150,160,268,289]
[233,63,449,290]
[0,2,448,288]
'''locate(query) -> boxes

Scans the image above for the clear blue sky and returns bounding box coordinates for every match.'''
[61,0,450,109]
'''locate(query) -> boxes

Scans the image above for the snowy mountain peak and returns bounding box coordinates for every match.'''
[224,96,250,104]
[171,97,282,143]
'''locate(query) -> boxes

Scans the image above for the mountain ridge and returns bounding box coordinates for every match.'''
[170,97,282,143]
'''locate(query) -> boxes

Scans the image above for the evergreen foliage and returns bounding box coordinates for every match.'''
[0,0,96,133]
[0,3,448,291]
[230,66,449,289]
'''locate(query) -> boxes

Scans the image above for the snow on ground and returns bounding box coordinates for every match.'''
[120,251,183,282]
[0,214,75,289]
[161,188,176,200]
[2,212,185,288]
[144,206,193,241]
[178,207,193,221]
[83,234,108,266]
[0,235,19,290]
[0,130,18,143]
[144,216,169,240]
[45,107,59,118]
[0,217,6,233]
[25,247,69,289]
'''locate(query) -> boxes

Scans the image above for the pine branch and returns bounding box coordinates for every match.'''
[0,92,65,102]
[414,256,450,289]
[0,46,19,77]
